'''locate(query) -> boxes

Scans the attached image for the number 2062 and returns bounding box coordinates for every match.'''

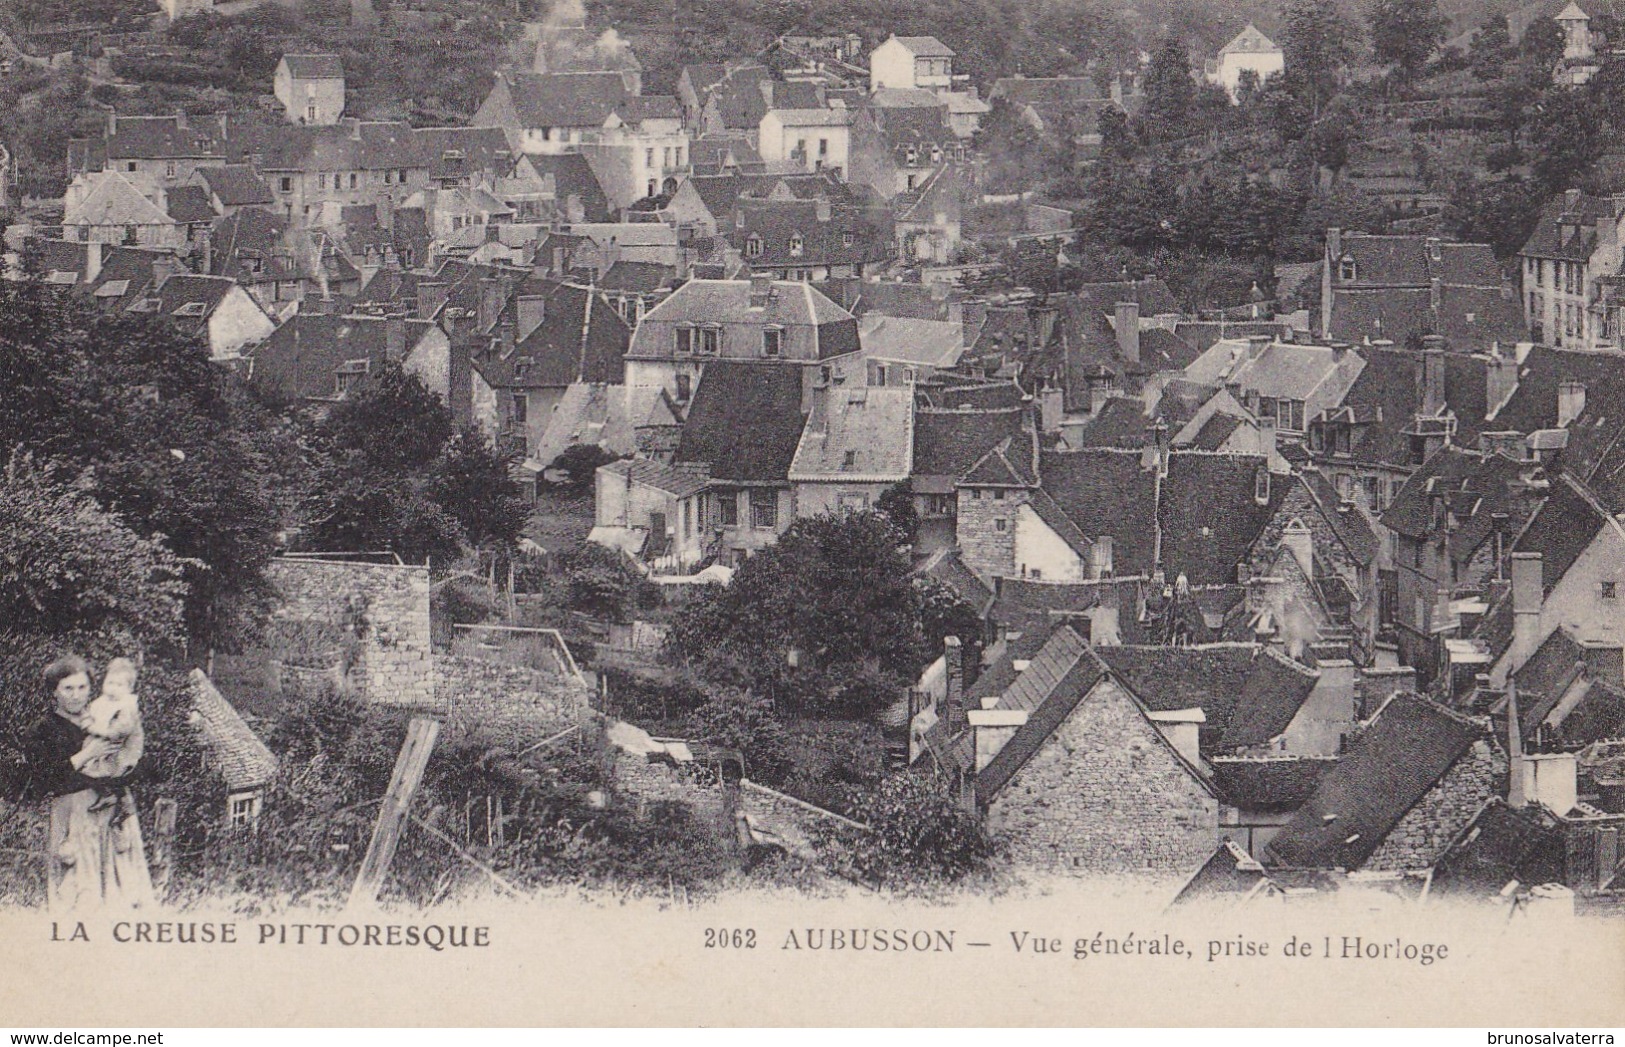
[704,928,756,948]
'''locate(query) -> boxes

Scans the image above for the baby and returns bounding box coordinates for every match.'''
[81,658,145,847]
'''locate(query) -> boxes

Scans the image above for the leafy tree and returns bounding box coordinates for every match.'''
[1142,35,1197,138]
[691,688,794,786]
[0,455,190,644]
[832,774,995,884]
[1370,0,1448,82]
[915,578,982,658]
[1281,0,1357,119]
[664,511,925,717]
[874,482,919,543]
[1528,87,1606,190]
[1444,175,1547,259]
[1521,16,1565,71]
[562,543,646,622]
[548,443,619,489]
[431,428,528,550]
[1470,13,1513,80]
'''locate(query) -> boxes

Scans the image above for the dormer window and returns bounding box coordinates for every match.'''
[675,325,695,354]
[1338,255,1356,281]
[698,325,720,355]
[1254,464,1271,505]
[745,234,763,258]
[762,327,783,357]
[905,146,919,166]
[842,231,854,248]
[789,233,804,257]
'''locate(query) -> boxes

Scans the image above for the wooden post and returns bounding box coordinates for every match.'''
[149,798,178,900]
[348,716,440,909]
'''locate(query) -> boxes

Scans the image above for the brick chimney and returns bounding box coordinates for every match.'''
[1039,385,1064,434]
[1420,340,1446,415]
[1114,300,1139,365]
[749,274,775,309]
[1511,551,1544,677]
[942,635,967,733]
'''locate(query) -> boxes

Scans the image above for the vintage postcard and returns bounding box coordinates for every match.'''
[1,0,1624,1029]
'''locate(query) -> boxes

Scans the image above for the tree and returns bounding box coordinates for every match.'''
[874,482,919,543]
[0,454,190,644]
[915,577,982,658]
[1521,16,1565,71]
[1470,13,1513,80]
[430,429,528,550]
[1141,35,1197,138]
[1281,0,1356,119]
[833,773,995,884]
[691,688,794,786]
[1528,87,1605,190]
[1370,0,1448,83]
[548,443,619,489]
[664,511,926,716]
[1444,175,1546,259]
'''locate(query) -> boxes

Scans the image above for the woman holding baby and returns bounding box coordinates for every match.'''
[23,655,154,911]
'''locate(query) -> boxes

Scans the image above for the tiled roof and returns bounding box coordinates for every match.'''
[1333,346,1493,467]
[733,199,893,268]
[1518,192,1625,261]
[911,406,1028,484]
[1210,756,1337,811]
[916,547,994,614]
[1039,448,1158,575]
[474,279,630,390]
[1263,694,1489,870]
[923,381,1026,410]
[249,313,434,400]
[989,622,1090,714]
[1071,396,1150,449]
[528,153,612,221]
[814,277,962,321]
[1298,469,1379,567]
[891,36,956,57]
[1513,474,1608,596]
[163,185,215,225]
[966,622,1065,707]
[975,645,1112,804]
[856,315,964,367]
[1334,235,1501,288]
[1217,648,1322,749]
[788,385,914,481]
[504,72,631,128]
[189,670,276,792]
[416,126,515,181]
[1096,643,1261,747]
[1428,799,1566,896]
[599,457,708,498]
[961,431,1038,486]
[1160,452,1285,586]
[705,67,774,130]
[614,95,684,123]
[673,361,806,484]
[528,383,678,470]
[281,54,344,79]
[101,115,221,160]
[1327,286,1524,352]
[1381,447,1539,564]
[633,278,854,342]
[197,164,274,207]
[1552,676,1625,748]
[1188,411,1242,450]
[598,260,674,293]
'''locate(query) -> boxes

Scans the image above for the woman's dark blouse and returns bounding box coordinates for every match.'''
[23,714,142,798]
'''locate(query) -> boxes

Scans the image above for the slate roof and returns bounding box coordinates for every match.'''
[475,279,631,390]
[1263,694,1490,870]
[1512,475,1609,596]
[163,185,215,225]
[1160,452,1286,586]
[189,670,276,792]
[1095,643,1261,749]
[733,199,893,268]
[1519,192,1625,261]
[248,314,434,401]
[100,115,221,160]
[1209,756,1337,812]
[1298,469,1380,567]
[988,622,1091,715]
[687,136,764,173]
[788,385,914,481]
[1334,235,1502,288]
[961,432,1039,486]
[598,457,709,498]
[890,36,956,57]
[1038,449,1157,575]
[705,67,774,131]
[197,164,274,207]
[416,126,516,181]
[915,547,994,616]
[856,315,964,367]
[1327,285,1524,352]
[1070,396,1150,449]
[1428,799,1566,896]
[923,381,1027,410]
[1217,648,1322,750]
[1381,447,1539,563]
[986,576,1138,636]
[631,279,859,360]
[598,260,674,293]
[813,277,962,322]
[911,406,1029,484]
[281,54,344,79]
[1331,346,1494,467]
[504,72,632,128]
[673,361,806,484]
[1188,411,1242,450]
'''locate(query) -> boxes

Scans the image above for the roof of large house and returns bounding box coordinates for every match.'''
[888,36,956,57]
[1333,234,1502,288]
[631,278,859,359]
[856,315,964,368]
[281,54,344,79]
[248,313,435,401]
[733,199,893,268]
[1095,643,1262,749]
[1263,694,1489,869]
[189,670,277,792]
[704,66,775,130]
[1326,345,1494,467]
[911,406,1030,485]
[1038,448,1159,575]
[1381,447,1541,563]
[1186,339,1365,405]
[502,71,632,128]
[1217,647,1323,749]
[1519,192,1625,261]
[1427,798,1566,897]
[474,278,631,390]
[813,276,962,322]
[526,153,612,222]
[1210,756,1338,812]
[598,457,709,499]
[1327,284,1525,351]
[673,361,807,484]
[788,385,914,482]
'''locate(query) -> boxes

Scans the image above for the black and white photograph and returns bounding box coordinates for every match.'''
[0,0,1622,1029]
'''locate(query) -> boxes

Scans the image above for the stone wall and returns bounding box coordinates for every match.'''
[987,677,1220,874]
[738,779,870,858]
[437,655,593,740]
[267,557,434,708]
[1364,737,1504,871]
[957,487,1025,583]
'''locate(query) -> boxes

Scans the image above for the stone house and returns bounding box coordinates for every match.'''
[128,272,276,363]
[62,170,193,253]
[472,72,632,156]
[909,405,1030,555]
[192,165,276,218]
[1204,24,1284,101]
[69,113,225,188]
[757,107,852,177]
[1264,693,1502,871]
[623,276,858,403]
[189,670,277,829]
[1516,190,1625,350]
[591,458,711,571]
[869,36,956,93]
[732,196,894,282]
[275,54,346,126]
[846,103,963,200]
[581,96,690,210]
[787,383,914,516]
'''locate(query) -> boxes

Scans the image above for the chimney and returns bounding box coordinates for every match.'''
[1259,416,1287,474]
[1564,187,1582,211]
[807,381,829,433]
[84,240,103,284]
[969,708,1027,771]
[1357,665,1417,720]
[1092,535,1114,580]
[517,294,546,341]
[416,280,447,321]
[1039,385,1064,434]
[1326,227,1342,263]
[1246,334,1271,361]
[384,313,406,361]
[1281,518,1313,579]
[1140,419,1169,475]
[107,110,118,136]
[942,635,967,733]
[1114,300,1139,365]
[499,317,516,357]
[1558,379,1587,426]
[150,253,182,287]
[1089,373,1111,416]
[1426,236,1442,263]
[1420,340,1446,415]
[749,274,775,309]
[1521,752,1578,816]
[477,276,503,332]
[1486,345,1519,419]
[1511,551,1544,676]
[1312,659,1358,749]
[1148,710,1204,765]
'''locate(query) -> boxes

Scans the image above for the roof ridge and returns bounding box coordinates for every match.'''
[1258,646,1320,679]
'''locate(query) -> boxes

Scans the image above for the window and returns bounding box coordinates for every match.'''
[306,104,317,122]
[1254,466,1271,504]
[280,177,293,193]
[165,160,176,178]
[1338,256,1356,281]
[745,235,763,258]
[842,230,854,247]
[682,499,692,536]
[837,492,868,512]
[789,234,804,257]
[994,518,1007,532]
[993,488,1006,500]
[229,794,258,829]
[698,326,720,355]
[905,146,919,166]
[675,326,695,354]
[319,173,328,189]
[796,138,807,157]
[384,170,394,185]
[819,138,829,157]
[1604,581,1618,600]
[1029,568,1043,580]
[511,393,527,426]
[663,146,672,168]
[349,173,358,189]
[1276,399,1305,432]
[750,489,778,529]
[762,328,783,357]
[676,373,692,401]
[905,174,917,190]
[127,161,138,172]
[718,491,738,527]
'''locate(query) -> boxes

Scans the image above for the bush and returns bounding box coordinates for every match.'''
[691,688,794,787]
[547,444,619,490]
[561,543,648,622]
[825,774,995,886]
